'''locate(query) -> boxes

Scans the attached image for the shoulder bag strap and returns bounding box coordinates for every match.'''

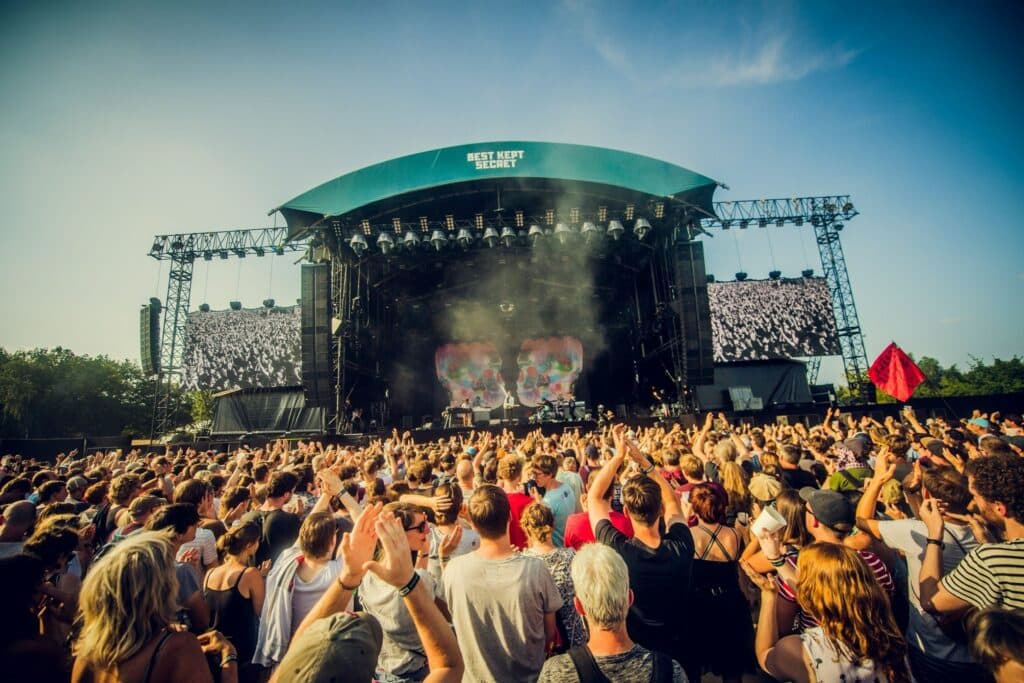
[568,646,612,683]
[650,651,673,683]
[142,629,174,683]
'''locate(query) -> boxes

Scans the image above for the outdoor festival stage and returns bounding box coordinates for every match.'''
[147,141,868,439]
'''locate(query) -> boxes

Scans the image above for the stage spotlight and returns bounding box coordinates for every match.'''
[654,202,665,219]
[151,240,164,253]
[229,301,242,310]
[171,238,184,251]
[775,218,784,227]
[544,209,555,226]
[456,227,473,248]
[842,201,855,214]
[528,224,544,245]
[263,298,275,308]
[350,233,368,256]
[739,220,749,230]
[758,218,768,228]
[514,210,524,228]
[202,251,213,261]
[361,219,371,234]
[445,214,455,231]
[802,269,815,278]
[794,217,804,226]
[598,206,608,222]
[199,303,211,312]
[721,220,731,230]
[420,217,430,233]
[833,222,844,232]
[254,247,265,257]
[554,222,572,245]
[219,250,229,259]
[769,270,782,280]
[735,272,748,281]
[625,204,635,221]
[633,217,651,240]
[377,231,394,255]
[234,249,246,258]
[483,226,499,248]
[706,274,715,283]
[392,217,403,234]
[475,213,484,230]
[607,220,624,241]
[430,229,448,251]
[402,230,420,249]
[500,226,515,247]
[581,221,599,244]
[274,246,284,255]
[569,207,580,224]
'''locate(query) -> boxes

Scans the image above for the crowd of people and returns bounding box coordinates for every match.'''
[182,307,302,392]
[2,406,1024,682]
[708,278,840,362]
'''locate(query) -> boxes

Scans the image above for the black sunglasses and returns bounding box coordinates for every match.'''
[404,519,429,533]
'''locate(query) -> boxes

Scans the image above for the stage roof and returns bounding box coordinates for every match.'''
[275,142,719,237]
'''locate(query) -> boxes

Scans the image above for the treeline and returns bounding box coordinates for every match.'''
[0,348,189,438]
[872,355,1024,403]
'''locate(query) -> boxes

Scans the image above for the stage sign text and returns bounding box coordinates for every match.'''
[466,150,525,170]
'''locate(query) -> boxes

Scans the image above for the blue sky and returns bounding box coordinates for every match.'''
[2,1,1022,387]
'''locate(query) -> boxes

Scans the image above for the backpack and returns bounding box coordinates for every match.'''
[567,646,672,683]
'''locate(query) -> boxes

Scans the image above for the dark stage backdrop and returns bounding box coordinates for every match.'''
[695,360,813,410]
[211,387,324,434]
[708,278,839,362]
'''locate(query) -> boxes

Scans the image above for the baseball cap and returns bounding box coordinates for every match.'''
[969,418,991,429]
[276,612,383,683]
[748,474,782,502]
[799,487,854,530]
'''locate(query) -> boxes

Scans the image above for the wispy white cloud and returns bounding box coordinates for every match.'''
[665,37,860,88]
[563,1,858,89]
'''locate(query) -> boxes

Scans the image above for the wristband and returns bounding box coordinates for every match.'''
[642,462,655,475]
[338,575,362,591]
[768,556,786,568]
[926,538,945,549]
[398,572,421,597]
[220,654,238,668]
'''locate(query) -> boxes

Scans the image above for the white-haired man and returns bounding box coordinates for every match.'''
[538,543,687,682]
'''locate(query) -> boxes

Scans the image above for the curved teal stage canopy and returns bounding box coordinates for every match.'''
[275,141,719,237]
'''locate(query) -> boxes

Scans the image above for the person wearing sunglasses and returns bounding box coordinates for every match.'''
[356,502,445,683]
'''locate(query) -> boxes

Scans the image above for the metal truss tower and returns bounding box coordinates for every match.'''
[698,195,871,401]
[147,227,306,438]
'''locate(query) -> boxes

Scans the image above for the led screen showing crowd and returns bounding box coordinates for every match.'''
[708,277,840,362]
[181,306,302,391]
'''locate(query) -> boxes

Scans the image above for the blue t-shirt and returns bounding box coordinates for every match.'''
[543,484,577,546]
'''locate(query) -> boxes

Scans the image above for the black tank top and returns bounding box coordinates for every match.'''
[204,567,258,662]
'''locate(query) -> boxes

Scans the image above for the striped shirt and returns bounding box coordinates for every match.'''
[941,538,1024,609]
[779,548,895,631]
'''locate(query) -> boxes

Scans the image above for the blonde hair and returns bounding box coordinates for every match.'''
[75,531,179,668]
[718,461,751,518]
[571,543,629,629]
[520,502,555,542]
[796,543,910,683]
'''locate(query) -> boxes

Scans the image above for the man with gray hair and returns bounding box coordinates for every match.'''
[538,543,686,682]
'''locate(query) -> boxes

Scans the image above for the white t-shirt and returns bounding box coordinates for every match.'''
[360,568,444,676]
[177,527,218,568]
[878,518,978,660]
[278,546,345,636]
[427,523,480,586]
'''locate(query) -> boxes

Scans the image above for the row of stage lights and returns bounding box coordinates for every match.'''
[347,217,655,256]
[706,269,817,283]
[196,298,295,312]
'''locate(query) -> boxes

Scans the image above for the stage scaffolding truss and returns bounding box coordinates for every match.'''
[147,195,868,436]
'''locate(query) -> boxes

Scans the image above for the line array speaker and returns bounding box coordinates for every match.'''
[301,264,333,407]
[140,298,161,376]
[673,241,715,385]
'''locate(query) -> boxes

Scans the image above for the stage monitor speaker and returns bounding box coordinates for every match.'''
[673,241,714,385]
[300,264,333,407]
[139,299,161,376]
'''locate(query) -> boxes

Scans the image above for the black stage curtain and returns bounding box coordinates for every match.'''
[695,360,813,411]
[212,388,324,434]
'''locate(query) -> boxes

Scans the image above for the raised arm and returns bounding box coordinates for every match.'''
[587,425,626,532]
[622,431,683,526]
[854,457,896,540]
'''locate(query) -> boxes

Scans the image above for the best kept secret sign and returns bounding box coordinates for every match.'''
[466,149,525,170]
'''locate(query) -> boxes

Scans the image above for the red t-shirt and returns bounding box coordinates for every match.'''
[506,491,532,549]
[562,510,634,550]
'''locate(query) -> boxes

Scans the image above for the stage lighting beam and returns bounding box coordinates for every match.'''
[607,220,624,241]
[633,217,651,240]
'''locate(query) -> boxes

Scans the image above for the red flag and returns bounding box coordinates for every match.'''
[868,342,925,402]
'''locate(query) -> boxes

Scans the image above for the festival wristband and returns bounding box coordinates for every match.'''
[398,572,421,597]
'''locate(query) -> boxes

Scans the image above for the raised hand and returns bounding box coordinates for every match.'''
[363,511,416,588]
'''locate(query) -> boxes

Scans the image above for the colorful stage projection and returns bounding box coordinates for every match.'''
[434,342,508,408]
[435,337,584,408]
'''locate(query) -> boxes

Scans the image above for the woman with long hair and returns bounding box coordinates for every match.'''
[743,542,911,683]
[203,522,266,683]
[72,530,237,683]
[741,488,813,573]
[520,502,586,650]
[687,483,754,682]
[718,461,752,533]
